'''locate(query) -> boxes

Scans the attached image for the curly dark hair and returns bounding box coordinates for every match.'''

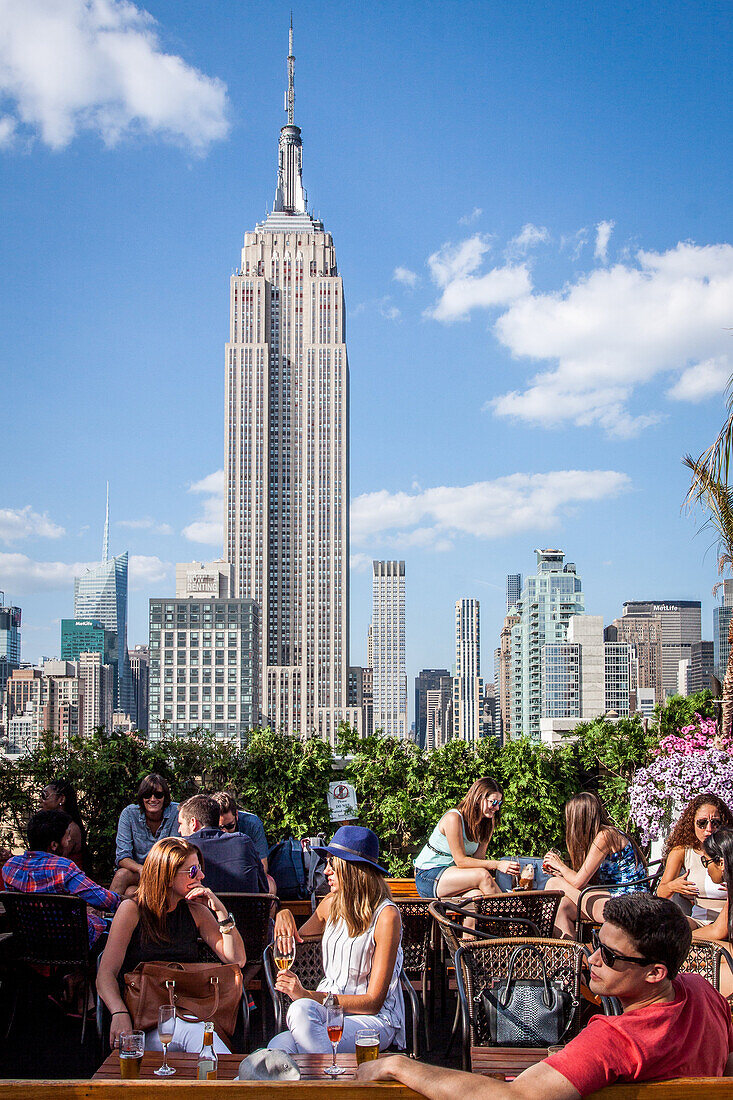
[663,792,733,856]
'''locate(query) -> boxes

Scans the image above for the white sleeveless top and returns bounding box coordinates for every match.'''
[317,898,405,1049]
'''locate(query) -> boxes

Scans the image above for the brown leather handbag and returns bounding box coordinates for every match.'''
[124,961,243,1044]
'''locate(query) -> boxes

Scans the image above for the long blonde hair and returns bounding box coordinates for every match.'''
[135,836,199,944]
[328,856,392,938]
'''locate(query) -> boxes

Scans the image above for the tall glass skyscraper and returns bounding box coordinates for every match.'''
[511,550,585,739]
[73,492,129,711]
[714,579,733,682]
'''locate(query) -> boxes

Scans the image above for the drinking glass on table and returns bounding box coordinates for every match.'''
[355,1028,380,1065]
[324,1002,346,1077]
[274,933,296,971]
[155,1005,176,1076]
[119,1030,144,1079]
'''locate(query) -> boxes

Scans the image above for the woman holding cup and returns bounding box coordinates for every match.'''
[414,777,519,899]
[267,826,404,1058]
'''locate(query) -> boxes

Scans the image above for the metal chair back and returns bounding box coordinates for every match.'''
[575,858,664,942]
[472,891,563,938]
[454,936,585,1068]
[0,891,90,967]
[216,892,275,976]
[679,940,733,993]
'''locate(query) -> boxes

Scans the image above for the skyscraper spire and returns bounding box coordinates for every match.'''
[102,481,109,562]
[272,18,307,215]
[287,13,295,125]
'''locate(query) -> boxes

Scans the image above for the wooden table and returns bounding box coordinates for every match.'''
[471,1046,549,1078]
[94,1053,362,1081]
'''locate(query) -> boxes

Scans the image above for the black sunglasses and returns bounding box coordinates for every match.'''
[591,928,656,969]
[143,791,165,800]
[701,854,723,868]
[696,817,723,830]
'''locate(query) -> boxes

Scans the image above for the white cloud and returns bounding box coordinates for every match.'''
[0,0,229,152]
[378,297,401,321]
[351,470,630,548]
[459,207,482,226]
[560,227,589,260]
[506,223,550,258]
[594,220,615,263]
[490,241,733,436]
[667,357,731,402]
[0,506,65,543]
[349,553,372,573]
[0,115,16,146]
[0,550,170,593]
[129,554,172,590]
[393,266,418,288]
[182,469,224,546]
[425,234,531,322]
[0,552,92,591]
[118,517,173,535]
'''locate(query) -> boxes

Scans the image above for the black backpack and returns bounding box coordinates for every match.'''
[268,835,328,907]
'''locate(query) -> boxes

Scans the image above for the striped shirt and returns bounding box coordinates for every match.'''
[318,898,405,1049]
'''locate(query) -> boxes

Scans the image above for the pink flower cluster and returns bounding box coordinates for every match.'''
[655,715,730,757]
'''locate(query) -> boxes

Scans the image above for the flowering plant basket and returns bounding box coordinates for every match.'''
[629,715,733,845]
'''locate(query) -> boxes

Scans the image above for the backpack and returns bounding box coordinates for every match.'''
[268,835,328,908]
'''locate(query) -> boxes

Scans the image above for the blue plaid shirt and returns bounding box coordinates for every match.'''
[2,852,121,946]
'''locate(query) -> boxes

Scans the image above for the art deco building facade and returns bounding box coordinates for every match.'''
[453,598,483,744]
[372,561,407,738]
[225,28,356,741]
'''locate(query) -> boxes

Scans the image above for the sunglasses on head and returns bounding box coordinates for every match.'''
[696,817,722,829]
[591,928,656,969]
[144,791,165,800]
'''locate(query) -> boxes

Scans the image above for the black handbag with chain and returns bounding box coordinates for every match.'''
[481,944,578,1047]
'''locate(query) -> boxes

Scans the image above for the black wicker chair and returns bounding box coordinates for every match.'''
[392,898,435,1049]
[0,891,94,1044]
[263,935,422,1056]
[454,936,586,1072]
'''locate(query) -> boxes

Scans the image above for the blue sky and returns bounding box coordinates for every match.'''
[1,0,732,715]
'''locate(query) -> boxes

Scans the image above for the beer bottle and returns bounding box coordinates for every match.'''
[197,1022,218,1080]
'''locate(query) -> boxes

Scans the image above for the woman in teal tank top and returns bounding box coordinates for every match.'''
[543,791,647,937]
[414,777,520,898]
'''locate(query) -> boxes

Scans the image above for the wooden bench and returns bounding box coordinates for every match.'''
[387,879,419,898]
[0,1078,732,1098]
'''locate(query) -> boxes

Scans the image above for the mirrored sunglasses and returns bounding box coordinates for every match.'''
[181,864,200,879]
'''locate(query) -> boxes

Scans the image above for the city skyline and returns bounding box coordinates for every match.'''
[1,2,731,712]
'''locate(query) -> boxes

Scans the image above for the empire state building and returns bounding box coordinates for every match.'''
[225,26,357,741]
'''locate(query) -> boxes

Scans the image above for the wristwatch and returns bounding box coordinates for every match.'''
[217,911,236,930]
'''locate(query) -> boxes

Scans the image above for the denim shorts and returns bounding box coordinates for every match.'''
[415,864,450,898]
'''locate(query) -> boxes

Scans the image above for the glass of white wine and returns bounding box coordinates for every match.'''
[274,934,296,972]
[154,1004,176,1076]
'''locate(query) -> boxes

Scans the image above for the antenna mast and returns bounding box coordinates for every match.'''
[287,13,295,124]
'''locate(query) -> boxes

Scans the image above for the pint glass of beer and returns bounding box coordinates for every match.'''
[355,1028,379,1065]
[119,1030,145,1079]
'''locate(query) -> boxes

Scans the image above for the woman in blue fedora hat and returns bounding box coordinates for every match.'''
[268,825,405,1055]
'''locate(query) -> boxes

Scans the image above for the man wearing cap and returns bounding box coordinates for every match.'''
[268,826,405,1056]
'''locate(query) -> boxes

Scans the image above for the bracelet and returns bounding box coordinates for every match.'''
[111,1011,130,1016]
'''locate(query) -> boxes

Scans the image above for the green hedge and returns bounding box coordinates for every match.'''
[0,691,715,881]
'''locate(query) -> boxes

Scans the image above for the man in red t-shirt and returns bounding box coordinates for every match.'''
[358,893,733,1098]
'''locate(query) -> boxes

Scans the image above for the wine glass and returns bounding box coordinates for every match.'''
[323,1002,345,1077]
[274,934,296,971]
[155,1004,176,1076]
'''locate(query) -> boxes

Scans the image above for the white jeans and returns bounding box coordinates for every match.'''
[268,997,395,1055]
[144,1017,231,1053]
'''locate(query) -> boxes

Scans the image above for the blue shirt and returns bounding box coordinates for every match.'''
[189,827,268,894]
[115,802,179,866]
[237,810,268,863]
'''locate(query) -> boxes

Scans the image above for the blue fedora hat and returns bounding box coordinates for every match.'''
[312,826,388,875]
